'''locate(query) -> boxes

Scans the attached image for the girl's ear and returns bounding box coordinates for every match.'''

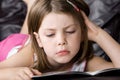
[33,32,43,48]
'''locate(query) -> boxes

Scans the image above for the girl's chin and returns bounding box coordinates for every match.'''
[56,59,71,64]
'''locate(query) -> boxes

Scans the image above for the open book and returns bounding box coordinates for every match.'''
[32,68,120,80]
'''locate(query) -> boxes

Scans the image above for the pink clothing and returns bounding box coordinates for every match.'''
[0,34,29,62]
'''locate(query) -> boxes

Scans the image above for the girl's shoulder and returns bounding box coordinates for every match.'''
[0,33,30,62]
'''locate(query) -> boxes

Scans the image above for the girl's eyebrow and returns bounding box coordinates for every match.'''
[43,28,56,33]
[43,24,78,30]
[64,23,79,29]
[44,28,55,31]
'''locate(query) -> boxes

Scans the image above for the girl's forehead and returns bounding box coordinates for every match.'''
[40,12,77,29]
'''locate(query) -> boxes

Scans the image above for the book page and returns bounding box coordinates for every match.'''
[86,70,101,76]
[86,68,120,76]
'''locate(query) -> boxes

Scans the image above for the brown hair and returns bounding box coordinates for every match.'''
[28,0,93,72]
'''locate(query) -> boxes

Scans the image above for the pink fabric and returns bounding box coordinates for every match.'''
[0,34,29,62]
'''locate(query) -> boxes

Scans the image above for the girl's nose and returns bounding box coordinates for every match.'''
[58,41,66,46]
[57,34,67,46]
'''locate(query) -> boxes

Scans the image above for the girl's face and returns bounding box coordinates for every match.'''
[36,12,82,67]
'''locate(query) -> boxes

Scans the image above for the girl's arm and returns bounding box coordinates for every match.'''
[0,67,41,80]
[82,12,120,71]
[0,43,34,68]
[0,0,36,69]
[91,26,120,67]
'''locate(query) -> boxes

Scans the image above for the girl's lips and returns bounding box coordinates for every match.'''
[57,50,70,56]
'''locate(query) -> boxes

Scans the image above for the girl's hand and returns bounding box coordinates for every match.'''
[81,11,101,42]
[0,67,41,80]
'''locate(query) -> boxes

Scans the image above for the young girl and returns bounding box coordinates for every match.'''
[27,0,120,73]
[0,0,120,79]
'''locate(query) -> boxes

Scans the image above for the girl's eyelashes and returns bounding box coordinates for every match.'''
[66,30,76,34]
[46,34,55,37]
[45,30,55,37]
[65,27,76,34]
[45,30,76,37]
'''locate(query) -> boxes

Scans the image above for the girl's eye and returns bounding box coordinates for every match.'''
[66,30,75,34]
[46,34,55,37]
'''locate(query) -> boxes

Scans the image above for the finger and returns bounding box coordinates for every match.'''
[13,76,23,80]
[81,11,93,25]
[24,68,34,77]
[81,11,89,21]
[31,68,42,76]
[81,11,99,33]
[18,71,31,80]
